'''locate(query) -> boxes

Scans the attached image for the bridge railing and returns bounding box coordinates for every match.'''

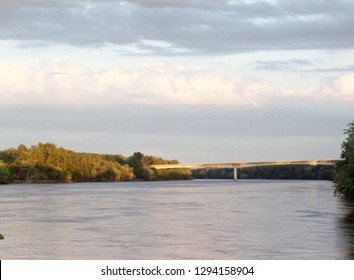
[150,160,339,170]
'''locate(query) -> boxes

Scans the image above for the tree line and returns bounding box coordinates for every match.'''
[192,165,335,181]
[0,143,192,184]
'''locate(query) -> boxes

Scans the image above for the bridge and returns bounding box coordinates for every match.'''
[151,160,339,181]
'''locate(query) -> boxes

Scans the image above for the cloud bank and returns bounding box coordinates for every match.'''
[0,60,353,108]
[0,0,353,54]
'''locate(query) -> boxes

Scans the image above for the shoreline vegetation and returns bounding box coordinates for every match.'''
[0,142,336,185]
[0,143,192,184]
[334,121,354,199]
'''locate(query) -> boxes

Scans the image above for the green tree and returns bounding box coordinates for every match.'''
[335,121,354,198]
[127,152,153,180]
[0,161,14,184]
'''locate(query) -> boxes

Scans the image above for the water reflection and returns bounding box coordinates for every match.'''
[0,180,353,259]
[337,199,354,259]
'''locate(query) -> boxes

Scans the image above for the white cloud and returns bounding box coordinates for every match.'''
[0,60,353,108]
[0,60,93,106]
[319,73,354,102]
[278,73,354,103]
[0,60,268,107]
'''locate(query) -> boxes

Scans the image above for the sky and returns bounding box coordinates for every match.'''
[0,0,353,163]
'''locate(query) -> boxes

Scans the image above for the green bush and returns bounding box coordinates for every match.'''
[0,164,14,184]
[335,121,354,198]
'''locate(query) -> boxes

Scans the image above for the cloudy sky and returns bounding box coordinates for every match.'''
[0,0,353,163]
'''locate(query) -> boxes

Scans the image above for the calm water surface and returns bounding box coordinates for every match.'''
[0,180,353,259]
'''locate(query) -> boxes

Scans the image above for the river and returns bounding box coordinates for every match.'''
[0,180,353,259]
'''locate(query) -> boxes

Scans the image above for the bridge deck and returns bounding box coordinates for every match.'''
[151,160,339,170]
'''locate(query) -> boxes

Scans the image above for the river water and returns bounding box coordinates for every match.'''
[0,180,353,259]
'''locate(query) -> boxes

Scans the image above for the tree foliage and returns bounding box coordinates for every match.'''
[127,152,191,181]
[0,161,14,184]
[335,121,354,198]
[0,143,191,184]
[192,165,334,180]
